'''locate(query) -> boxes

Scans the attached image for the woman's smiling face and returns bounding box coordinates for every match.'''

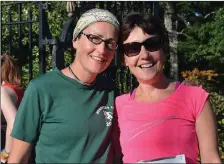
[73,22,118,75]
[123,27,165,84]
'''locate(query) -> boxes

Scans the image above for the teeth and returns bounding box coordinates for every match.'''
[141,63,153,68]
[92,56,104,62]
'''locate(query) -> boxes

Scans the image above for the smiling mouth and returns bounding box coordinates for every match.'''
[139,63,154,69]
[90,55,106,63]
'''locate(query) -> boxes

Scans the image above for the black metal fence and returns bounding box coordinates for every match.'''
[1,1,59,80]
[1,1,159,84]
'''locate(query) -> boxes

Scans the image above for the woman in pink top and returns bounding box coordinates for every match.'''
[115,13,221,163]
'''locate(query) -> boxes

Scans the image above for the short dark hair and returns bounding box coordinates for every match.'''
[118,12,169,63]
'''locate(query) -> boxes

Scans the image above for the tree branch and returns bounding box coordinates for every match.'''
[168,30,190,38]
[204,11,215,19]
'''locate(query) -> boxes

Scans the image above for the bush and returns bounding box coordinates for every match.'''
[181,68,218,92]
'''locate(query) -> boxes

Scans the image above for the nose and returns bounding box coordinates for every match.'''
[96,42,107,55]
[139,45,150,58]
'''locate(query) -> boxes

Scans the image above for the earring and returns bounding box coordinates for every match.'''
[125,66,129,70]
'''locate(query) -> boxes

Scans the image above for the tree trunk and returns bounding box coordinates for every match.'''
[164,2,179,80]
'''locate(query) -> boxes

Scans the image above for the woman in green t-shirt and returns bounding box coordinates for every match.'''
[8,8,122,163]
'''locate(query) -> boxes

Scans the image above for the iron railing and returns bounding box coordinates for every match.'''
[1,1,160,82]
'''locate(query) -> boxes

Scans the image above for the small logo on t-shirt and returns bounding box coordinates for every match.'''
[96,106,113,127]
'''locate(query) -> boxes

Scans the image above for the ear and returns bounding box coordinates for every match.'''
[124,58,128,67]
[73,39,78,49]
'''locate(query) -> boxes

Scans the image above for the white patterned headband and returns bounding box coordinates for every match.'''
[73,8,120,40]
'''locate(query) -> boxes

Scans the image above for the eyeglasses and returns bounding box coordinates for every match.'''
[122,36,163,57]
[80,32,118,50]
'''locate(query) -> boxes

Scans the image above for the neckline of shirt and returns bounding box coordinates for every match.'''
[54,67,95,89]
[129,81,183,105]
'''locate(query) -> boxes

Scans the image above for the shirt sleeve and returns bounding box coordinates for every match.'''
[11,81,42,143]
[192,87,209,120]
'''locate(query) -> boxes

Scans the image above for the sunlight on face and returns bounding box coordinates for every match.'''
[73,22,118,75]
[123,27,165,84]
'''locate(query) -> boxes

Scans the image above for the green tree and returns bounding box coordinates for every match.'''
[177,2,224,72]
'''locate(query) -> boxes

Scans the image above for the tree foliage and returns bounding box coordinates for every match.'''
[177,2,224,72]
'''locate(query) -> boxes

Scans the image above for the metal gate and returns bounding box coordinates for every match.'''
[1,1,159,85]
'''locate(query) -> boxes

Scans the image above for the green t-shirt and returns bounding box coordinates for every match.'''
[11,68,116,163]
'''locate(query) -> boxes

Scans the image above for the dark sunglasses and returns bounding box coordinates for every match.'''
[122,36,163,57]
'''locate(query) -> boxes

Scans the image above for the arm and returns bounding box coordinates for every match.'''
[1,86,18,153]
[8,138,33,163]
[196,99,222,163]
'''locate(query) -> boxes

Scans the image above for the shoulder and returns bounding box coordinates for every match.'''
[115,93,130,106]
[115,93,131,116]
[1,85,17,98]
[116,93,130,101]
[20,70,58,99]
[27,69,61,91]
[177,83,209,119]
[178,83,209,97]
[1,86,18,105]
[31,69,58,85]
